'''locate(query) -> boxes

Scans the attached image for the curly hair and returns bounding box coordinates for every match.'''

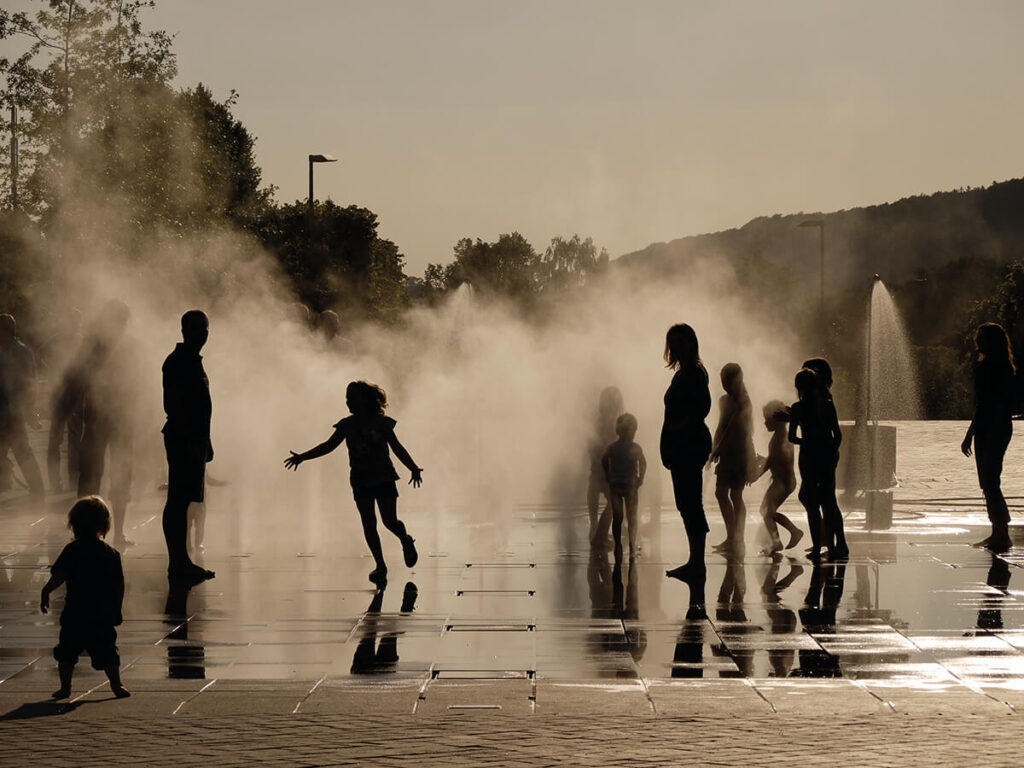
[68,496,111,539]
[347,380,388,416]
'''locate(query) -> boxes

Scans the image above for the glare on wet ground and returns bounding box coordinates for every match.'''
[4,421,1024,716]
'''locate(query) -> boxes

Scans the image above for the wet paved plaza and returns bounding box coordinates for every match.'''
[4,421,1024,721]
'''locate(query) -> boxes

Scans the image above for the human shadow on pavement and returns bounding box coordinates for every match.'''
[350,581,418,674]
[0,697,115,721]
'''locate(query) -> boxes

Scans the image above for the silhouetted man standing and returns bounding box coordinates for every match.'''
[162,310,215,581]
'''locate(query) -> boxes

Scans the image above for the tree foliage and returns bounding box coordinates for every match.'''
[256,200,409,322]
[539,235,607,291]
[0,1,176,214]
[968,261,1024,355]
[423,232,609,307]
[1,1,407,321]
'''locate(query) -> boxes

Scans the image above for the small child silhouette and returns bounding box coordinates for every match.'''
[285,381,422,583]
[601,413,647,562]
[756,401,802,554]
[41,495,130,700]
[788,368,848,561]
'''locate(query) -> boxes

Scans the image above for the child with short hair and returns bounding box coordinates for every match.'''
[601,412,647,562]
[40,495,129,699]
[285,381,423,583]
[757,401,802,554]
[788,368,848,561]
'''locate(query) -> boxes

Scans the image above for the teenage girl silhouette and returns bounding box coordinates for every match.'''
[962,323,1016,553]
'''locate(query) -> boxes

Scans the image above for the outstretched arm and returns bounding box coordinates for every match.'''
[285,430,344,470]
[387,432,423,487]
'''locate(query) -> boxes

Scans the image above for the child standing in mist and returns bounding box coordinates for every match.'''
[757,401,802,554]
[601,413,647,562]
[709,363,756,556]
[788,368,848,561]
[285,381,423,583]
[41,496,130,700]
[588,386,624,550]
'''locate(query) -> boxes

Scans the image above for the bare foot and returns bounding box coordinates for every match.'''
[986,537,1012,554]
[112,685,131,699]
[972,536,992,549]
[786,530,804,550]
[52,687,70,700]
[666,563,707,583]
[711,540,730,552]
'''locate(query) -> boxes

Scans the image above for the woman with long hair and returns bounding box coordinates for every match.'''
[962,323,1016,552]
[661,324,713,583]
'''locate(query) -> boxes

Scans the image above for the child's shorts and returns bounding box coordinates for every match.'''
[608,483,638,505]
[352,481,399,506]
[53,623,119,670]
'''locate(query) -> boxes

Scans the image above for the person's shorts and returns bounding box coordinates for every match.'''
[352,480,399,506]
[608,483,638,505]
[165,434,206,504]
[715,461,749,490]
[53,623,119,670]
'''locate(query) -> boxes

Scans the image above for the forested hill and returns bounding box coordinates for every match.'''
[615,178,1024,292]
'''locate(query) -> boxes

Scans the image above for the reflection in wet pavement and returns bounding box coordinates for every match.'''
[4,421,1024,715]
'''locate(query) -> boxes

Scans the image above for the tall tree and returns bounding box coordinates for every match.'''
[425,232,540,301]
[256,200,409,322]
[0,2,270,243]
[0,1,176,215]
[539,235,607,291]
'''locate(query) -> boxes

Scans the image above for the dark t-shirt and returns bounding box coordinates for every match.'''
[789,396,840,466]
[52,538,124,627]
[333,414,400,488]
[660,362,712,468]
[162,343,212,449]
[974,359,1014,436]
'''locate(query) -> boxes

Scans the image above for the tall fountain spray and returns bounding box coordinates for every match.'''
[866,277,922,422]
[843,276,922,529]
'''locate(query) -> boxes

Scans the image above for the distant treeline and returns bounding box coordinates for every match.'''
[615,180,1024,419]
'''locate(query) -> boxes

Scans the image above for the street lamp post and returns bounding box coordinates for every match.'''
[308,153,338,214]
[798,218,826,350]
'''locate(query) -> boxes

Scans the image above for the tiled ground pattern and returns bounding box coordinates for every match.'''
[2,421,1024,765]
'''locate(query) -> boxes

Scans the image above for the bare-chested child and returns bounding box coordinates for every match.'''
[601,412,647,563]
[757,401,803,554]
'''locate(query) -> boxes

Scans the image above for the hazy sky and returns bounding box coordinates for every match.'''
[15,1,1024,274]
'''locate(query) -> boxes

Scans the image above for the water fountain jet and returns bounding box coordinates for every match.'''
[840,276,922,529]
